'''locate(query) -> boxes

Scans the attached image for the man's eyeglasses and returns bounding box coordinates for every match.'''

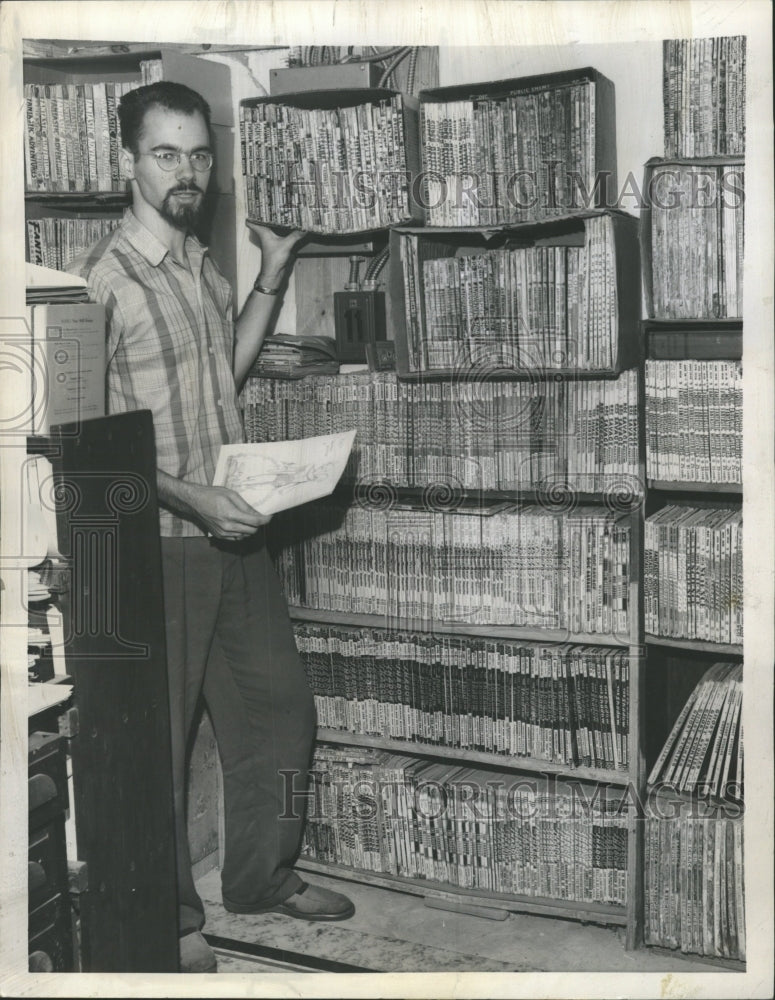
[142,150,214,172]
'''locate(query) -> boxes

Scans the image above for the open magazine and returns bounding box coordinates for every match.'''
[212,429,357,516]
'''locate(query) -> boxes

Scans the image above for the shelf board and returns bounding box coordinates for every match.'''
[393,208,638,236]
[645,154,745,168]
[645,323,742,361]
[23,41,255,62]
[246,217,413,240]
[647,480,742,495]
[297,238,383,257]
[290,606,633,647]
[396,366,629,383]
[296,857,627,926]
[316,728,631,785]
[643,318,743,329]
[25,190,129,206]
[645,634,743,656]
[337,483,644,508]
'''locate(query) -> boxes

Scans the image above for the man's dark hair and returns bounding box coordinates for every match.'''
[118,81,212,155]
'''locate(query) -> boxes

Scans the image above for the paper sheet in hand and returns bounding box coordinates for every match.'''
[213,430,356,515]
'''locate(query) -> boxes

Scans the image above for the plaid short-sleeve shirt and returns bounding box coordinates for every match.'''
[70,209,245,537]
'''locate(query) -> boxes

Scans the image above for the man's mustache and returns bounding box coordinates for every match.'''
[168,182,205,195]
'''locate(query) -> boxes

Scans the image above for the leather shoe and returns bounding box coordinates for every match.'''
[179,930,217,973]
[224,880,355,921]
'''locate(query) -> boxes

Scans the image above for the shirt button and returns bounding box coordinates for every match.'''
[217,398,223,407]
[208,347,215,355]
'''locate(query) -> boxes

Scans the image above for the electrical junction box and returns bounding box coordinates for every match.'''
[334,289,387,363]
[270,62,381,95]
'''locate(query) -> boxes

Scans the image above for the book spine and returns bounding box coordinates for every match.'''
[24,86,37,190]
[42,85,57,189]
[92,83,109,191]
[105,82,119,190]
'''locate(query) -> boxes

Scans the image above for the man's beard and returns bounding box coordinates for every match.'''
[160,183,205,230]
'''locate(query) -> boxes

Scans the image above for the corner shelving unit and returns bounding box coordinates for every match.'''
[390,210,641,380]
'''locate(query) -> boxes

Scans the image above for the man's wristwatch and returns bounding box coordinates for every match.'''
[253,279,281,295]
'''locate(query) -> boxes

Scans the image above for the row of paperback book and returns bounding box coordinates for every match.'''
[644,815,744,960]
[302,746,628,903]
[645,360,742,485]
[644,506,743,644]
[399,215,619,371]
[26,217,120,270]
[24,80,140,192]
[296,622,629,770]
[243,370,639,493]
[273,502,631,636]
[663,36,746,158]
[648,661,742,801]
[647,163,744,319]
[239,96,417,232]
[420,81,605,226]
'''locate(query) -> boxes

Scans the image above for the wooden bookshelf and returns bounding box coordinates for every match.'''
[285,505,646,943]
[245,62,647,954]
[239,87,422,235]
[418,68,618,225]
[640,44,747,964]
[644,316,742,489]
[640,157,744,322]
[390,210,641,379]
[260,216,648,948]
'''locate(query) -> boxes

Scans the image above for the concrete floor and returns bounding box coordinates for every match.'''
[195,866,725,975]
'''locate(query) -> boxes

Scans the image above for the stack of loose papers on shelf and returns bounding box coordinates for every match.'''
[250,333,339,379]
[28,569,53,601]
[28,682,73,717]
[214,429,356,516]
[26,262,89,304]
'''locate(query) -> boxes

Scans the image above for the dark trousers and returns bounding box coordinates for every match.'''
[160,534,316,935]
